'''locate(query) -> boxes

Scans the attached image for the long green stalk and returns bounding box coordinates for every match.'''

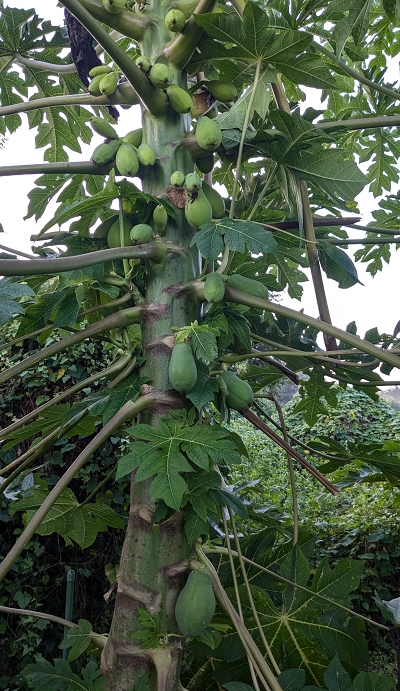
[0,244,163,275]
[313,40,400,103]
[317,114,400,131]
[0,307,142,386]
[78,0,149,41]
[0,84,139,117]
[229,509,281,675]
[195,548,284,691]
[0,394,158,581]
[271,399,298,546]
[193,282,400,370]
[219,59,263,274]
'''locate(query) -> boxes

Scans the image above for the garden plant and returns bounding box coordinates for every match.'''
[2,0,400,689]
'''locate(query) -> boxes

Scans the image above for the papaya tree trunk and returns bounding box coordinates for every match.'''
[102,81,201,690]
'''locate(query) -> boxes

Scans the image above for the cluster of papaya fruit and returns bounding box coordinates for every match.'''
[167,272,270,410]
[90,114,157,176]
[99,203,167,248]
[168,336,254,411]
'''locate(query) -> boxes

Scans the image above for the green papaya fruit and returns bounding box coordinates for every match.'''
[168,342,197,393]
[166,84,193,114]
[93,213,119,238]
[226,274,269,301]
[116,143,139,176]
[99,72,119,96]
[122,128,143,147]
[202,181,225,219]
[138,143,156,166]
[130,223,153,243]
[185,172,202,193]
[165,8,186,31]
[195,117,222,151]
[153,205,168,234]
[102,0,125,13]
[196,154,214,174]
[107,216,133,248]
[175,570,216,636]
[89,65,113,78]
[88,75,103,96]
[90,117,118,140]
[135,56,152,73]
[170,170,185,187]
[206,80,238,103]
[206,107,217,119]
[91,139,121,165]
[185,190,212,231]
[149,64,174,89]
[219,370,254,411]
[204,272,225,303]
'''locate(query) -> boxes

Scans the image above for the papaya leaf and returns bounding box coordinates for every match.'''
[11,488,123,548]
[278,55,339,90]
[293,371,338,427]
[284,149,367,202]
[352,670,393,690]
[0,277,35,327]
[318,241,362,289]
[186,362,219,410]
[22,659,105,691]
[323,656,352,691]
[277,668,306,691]
[117,419,244,509]
[59,619,93,662]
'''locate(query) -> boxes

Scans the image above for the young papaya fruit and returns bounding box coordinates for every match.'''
[91,139,121,165]
[175,570,216,636]
[153,205,168,234]
[165,8,186,31]
[149,64,174,89]
[116,143,139,176]
[204,272,225,303]
[99,72,119,96]
[226,274,268,301]
[88,74,103,96]
[170,170,185,187]
[89,65,113,78]
[202,181,225,219]
[185,172,202,193]
[90,117,118,140]
[166,84,193,114]
[196,154,214,174]
[136,56,152,73]
[93,214,119,239]
[122,128,143,147]
[219,370,254,411]
[138,143,156,166]
[130,223,153,243]
[107,216,133,248]
[102,0,125,13]
[206,80,238,103]
[168,342,197,393]
[185,190,212,231]
[195,117,222,151]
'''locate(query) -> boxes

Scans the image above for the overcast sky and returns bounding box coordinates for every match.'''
[1,0,400,342]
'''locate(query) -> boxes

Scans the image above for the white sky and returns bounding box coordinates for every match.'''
[1,0,400,342]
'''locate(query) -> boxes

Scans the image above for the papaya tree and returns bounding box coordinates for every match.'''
[1,0,400,689]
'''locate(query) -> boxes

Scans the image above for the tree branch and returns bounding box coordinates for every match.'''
[313,40,400,102]
[0,243,166,276]
[0,307,142,386]
[0,161,113,176]
[78,0,150,41]
[0,82,139,117]
[192,281,400,370]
